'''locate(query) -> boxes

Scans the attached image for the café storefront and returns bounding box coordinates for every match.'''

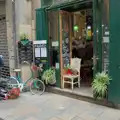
[36,0,120,104]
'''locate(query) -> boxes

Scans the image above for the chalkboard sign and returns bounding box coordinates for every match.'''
[61,12,70,67]
[18,41,33,64]
[62,32,70,67]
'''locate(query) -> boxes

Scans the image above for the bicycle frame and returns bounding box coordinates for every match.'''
[9,61,44,92]
[9,61,33,91]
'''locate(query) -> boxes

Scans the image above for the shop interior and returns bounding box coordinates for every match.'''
[48,4,93,97]
[71,9,93,87]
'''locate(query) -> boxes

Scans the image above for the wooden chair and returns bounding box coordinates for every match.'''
[62,58,81,90]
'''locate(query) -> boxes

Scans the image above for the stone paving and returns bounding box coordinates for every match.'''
[0,92,120,120]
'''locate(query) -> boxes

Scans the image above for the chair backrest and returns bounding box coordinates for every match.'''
[71,58,81,73]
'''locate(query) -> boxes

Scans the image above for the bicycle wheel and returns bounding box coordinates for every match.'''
[7,77,19,89]
[30,78,45,95]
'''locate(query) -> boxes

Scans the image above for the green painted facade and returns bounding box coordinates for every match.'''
[36,8,49,71]
[93,0,103,73]
[108,0,120,103]
[36,0,120,104]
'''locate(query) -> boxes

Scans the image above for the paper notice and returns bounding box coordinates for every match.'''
[41,47,47,57]
[35,48,40,57]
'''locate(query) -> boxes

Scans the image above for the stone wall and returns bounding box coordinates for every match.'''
[0,0,41,77]
[0,14,10,77]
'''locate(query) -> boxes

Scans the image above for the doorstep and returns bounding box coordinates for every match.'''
[46,86,116,109]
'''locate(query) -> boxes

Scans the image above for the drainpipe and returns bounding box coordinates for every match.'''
[12,0,18,69]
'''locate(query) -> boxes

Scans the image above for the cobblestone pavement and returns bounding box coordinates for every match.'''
[0,92,120,120]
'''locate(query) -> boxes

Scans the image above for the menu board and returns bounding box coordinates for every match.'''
[61,12,70,67]
[62,32,70,67]
[102,36,109,73]
[34,40,47,58]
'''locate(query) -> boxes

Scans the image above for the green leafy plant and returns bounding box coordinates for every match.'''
[20,33,29,40]
[64,64,71,70]
[42,68,56,85]
[92,72,111,99]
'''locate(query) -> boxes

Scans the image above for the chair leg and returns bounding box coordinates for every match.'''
[63,78,64,89]
[78,77,80,88]
[71,78,74,90]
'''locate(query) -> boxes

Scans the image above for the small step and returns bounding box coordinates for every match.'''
[46,87,116,109]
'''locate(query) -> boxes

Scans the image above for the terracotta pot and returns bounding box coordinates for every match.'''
[63,69,67,75]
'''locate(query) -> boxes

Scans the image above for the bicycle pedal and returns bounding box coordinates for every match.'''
[22,87,30,92]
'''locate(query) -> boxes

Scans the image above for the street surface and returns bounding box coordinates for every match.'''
[0,92,120,120]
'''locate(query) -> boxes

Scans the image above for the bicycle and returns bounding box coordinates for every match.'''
[7,61,45,95]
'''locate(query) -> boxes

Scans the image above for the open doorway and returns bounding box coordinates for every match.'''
[48,4,93,97]
[71,9,93,87]
[60,8,93,97]
[70,9,93,97]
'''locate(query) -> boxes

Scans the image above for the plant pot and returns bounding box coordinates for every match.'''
[67,69,73,75]
[63,69,67,75]
[44,80,48,87]
[48,83,56,87]
[103,98,108,105]
[93,92,108,104]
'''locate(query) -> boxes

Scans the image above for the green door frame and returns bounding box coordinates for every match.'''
[46,0,94,88]
[36,8,61,87]
[36,0,103,88]
[93,0,103,74]
[36,8,49,70]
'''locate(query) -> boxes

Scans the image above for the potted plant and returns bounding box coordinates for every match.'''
[20,33,29,40]
[64,64,73,75]
[19,33,30,46]
[42,68,56,86]
[92,72,111,101]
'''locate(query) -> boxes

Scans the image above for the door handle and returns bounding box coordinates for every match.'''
[92,57,99,60]
[92,55,99,68]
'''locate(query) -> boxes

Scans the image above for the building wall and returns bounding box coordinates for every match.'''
[5,0,17,75]
[15,0,41,41]
[32,0,41,40]
[5,0,41,76]
[15,0,32,41]
[0,1,5,15]
[0,1,10,77]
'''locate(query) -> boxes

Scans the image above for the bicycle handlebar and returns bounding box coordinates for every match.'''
[21,61,30,65]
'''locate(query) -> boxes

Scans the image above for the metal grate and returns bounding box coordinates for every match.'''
[0,15,10,78]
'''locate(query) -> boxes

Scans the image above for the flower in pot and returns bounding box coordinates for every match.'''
[92,72,111,100]
[64,64,72,75]
[42,68,56,86]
